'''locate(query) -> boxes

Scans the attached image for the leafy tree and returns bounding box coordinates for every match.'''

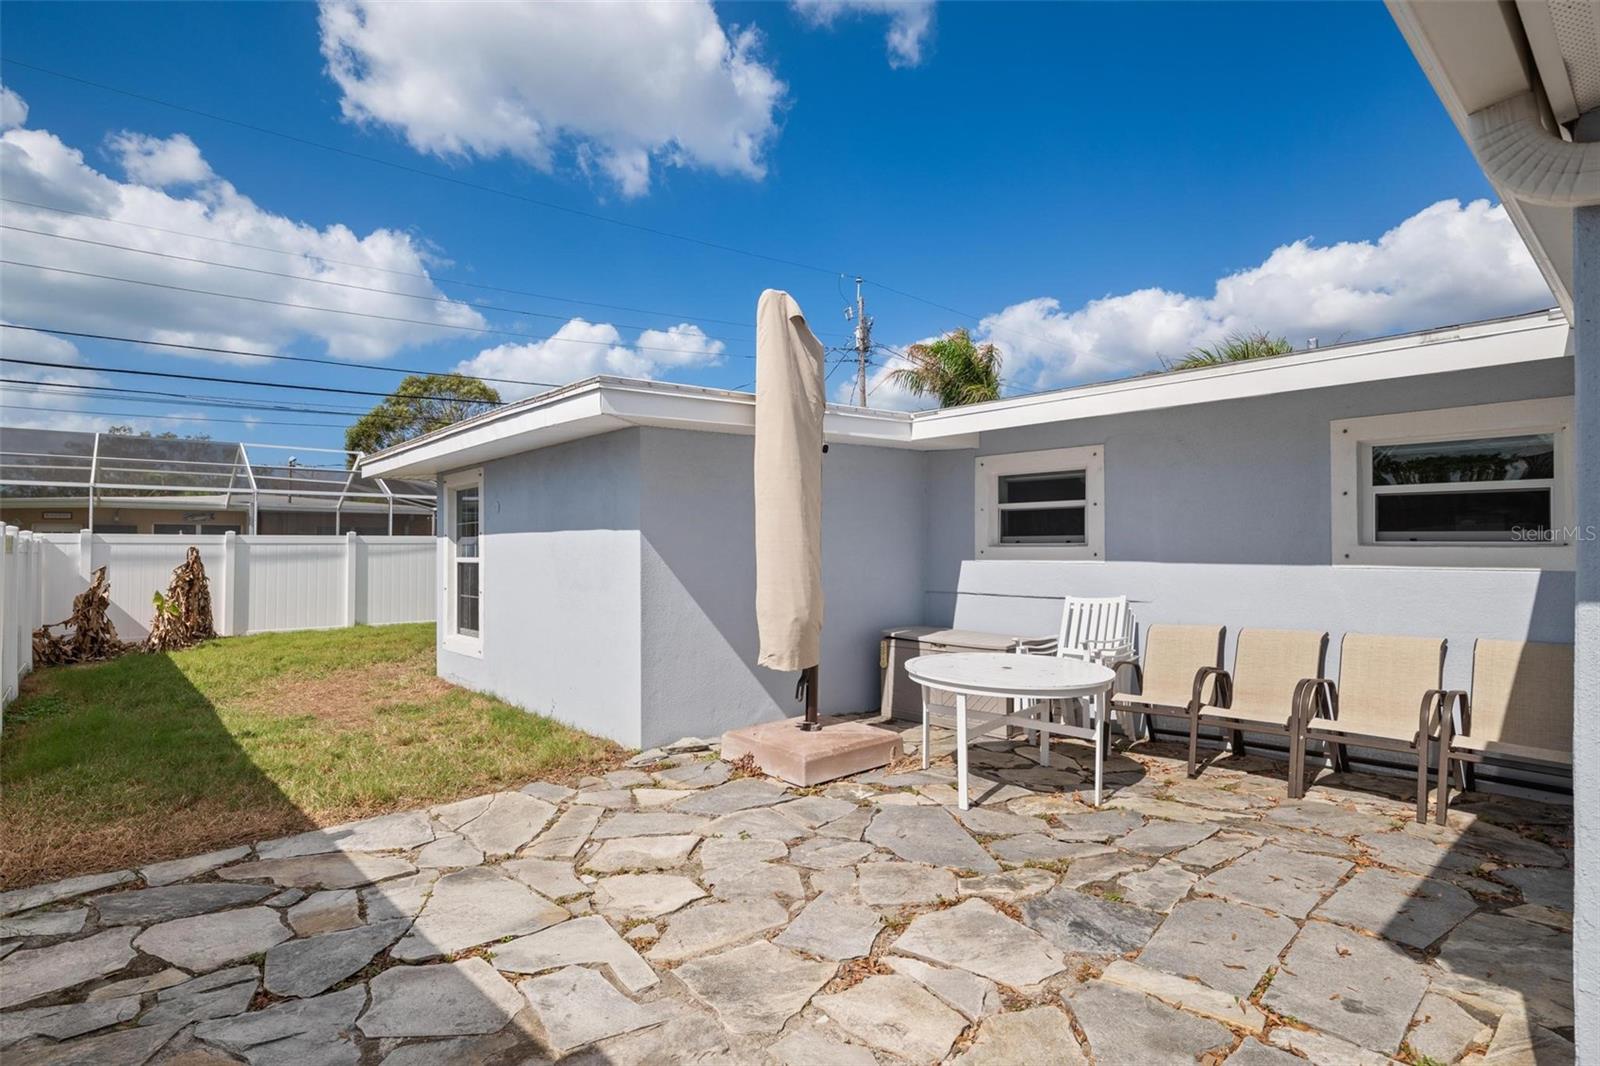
[885,328,1004,408]
[1163,330,1293,372]
[107,425,211,440]
[344,374,501,458]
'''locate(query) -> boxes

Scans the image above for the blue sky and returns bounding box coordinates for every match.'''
[0,1,1553,452]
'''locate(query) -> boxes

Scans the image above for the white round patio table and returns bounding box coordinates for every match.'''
[905,652,1117,810]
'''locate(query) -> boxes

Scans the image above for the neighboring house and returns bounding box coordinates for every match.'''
[0,428,434,535]
[360,308,1576,750]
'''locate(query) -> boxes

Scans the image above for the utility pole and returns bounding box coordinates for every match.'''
[852,276,873,407]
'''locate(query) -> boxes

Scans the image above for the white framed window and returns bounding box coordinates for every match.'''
[443,469,484,653]
[975,445,1105,560]
[1330,397,1574,569]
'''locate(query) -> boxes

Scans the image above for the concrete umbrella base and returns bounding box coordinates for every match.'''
[721,717,901,786]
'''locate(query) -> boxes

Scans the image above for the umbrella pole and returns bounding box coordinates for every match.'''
[801,664,820,731]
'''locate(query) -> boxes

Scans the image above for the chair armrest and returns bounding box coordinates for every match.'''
[1014,637,1058,656]
[1295,678,1338,725]
[1418,688,1449,740]
[1192,666,1231,710]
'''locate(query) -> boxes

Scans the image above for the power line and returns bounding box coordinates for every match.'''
[0,260,759,359]
[0,323,570,394]
[2,378,372,416]
[0,354,511,405]
[0,402,351,430]
[0,198,856,341]
[0,223,764,344]
[0,58,849,279]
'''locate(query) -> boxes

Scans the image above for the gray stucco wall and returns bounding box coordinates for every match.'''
[923,361,1578,693]
[436,430,647,747]
[638,428,927,748]
[1572,203,1598,1057]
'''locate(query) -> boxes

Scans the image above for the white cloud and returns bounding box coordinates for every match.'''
[972,198,1554,393]
[0,85,27,130]
[456,320,726,400]
[0,322,128,432]
[317,0,786,198]
[792,0,935,68]
[0,97,484,362]
[109,131,213,186]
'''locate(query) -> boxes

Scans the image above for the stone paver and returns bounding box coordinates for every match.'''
[219,852,415,890]
[360,958,523,1038]
[1432,912,1574,1028]
[889,956,1001,1021]
[141,846,252,887]
[0,909,87,938]
[286,889,361,937]
[1116,859,1198,912]
[264,919,408,998]
[1196,842,1352,917]
[196,985,365,1066]
[1136,897,1298,996]
[0,871,135,918]
[774,891,881,959]
[585,834,698,872]
[257,811,434,860]
[1067,981,1233,1064]
[392,866,567,961]
[492,915,658,993]
[895,898,1066,985]
[814,974,967,1062]
[672,778,789,815]
[704,861,805,900]
[953,1006,1087,1066]
[518,965,668,1052]
[1117,819,1218,855]
[1408,990,1493,1065]
[865,805,999,872]
[768,1027,878,1066]
[1263,920,1429,1053]
[646,897,788,963]
[90,882,274,925]
[135,907,290,972]
[856,861,959,905]
[1020,886,1162,956]
[675,940,833,1034]
[0,742,1573,1066]
[1312,866,1476,948]
[525,805,602,859]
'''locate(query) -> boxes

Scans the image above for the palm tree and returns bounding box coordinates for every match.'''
[886,328,1004,407]
[1163,330,1293,371]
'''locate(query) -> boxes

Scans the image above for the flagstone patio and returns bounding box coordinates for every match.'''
[0,724,1575,1065]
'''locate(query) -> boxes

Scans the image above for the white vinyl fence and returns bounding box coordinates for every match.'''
[2,530,436,708]
[2,527,45,707]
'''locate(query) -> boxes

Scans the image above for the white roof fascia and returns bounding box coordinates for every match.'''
[1386,0,1575,314]
[910,311,1571,441]
[360,377,971,479]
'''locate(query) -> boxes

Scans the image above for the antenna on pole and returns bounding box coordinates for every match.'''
[851,276,872,407]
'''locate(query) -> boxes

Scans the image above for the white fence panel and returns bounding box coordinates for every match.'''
[2,527,45,710]
[31,532,436,642]
[242,536,349,633]
[360,538,436,625]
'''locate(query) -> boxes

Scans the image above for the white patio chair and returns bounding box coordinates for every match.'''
[1023,595,1135,740]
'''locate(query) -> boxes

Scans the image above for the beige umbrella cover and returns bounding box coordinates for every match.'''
[754,289,826,672]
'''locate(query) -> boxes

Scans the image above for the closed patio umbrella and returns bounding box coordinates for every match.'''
[754,289,826,729]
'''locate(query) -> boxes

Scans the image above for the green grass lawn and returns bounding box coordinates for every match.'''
[0,623,620,889]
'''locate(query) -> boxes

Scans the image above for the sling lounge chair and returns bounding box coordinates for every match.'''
[1188,628,1329,797]
[1299,632,1447,822]
[1436,638,1573,824]
[1110,623,1225,742]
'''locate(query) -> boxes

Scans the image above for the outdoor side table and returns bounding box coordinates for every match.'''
[905,652,1117,809]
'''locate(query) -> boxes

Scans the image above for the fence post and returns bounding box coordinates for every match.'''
[344,531,358,628]
[219,531,237,637]
[2,527,16,710]
[76,528,93,582]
